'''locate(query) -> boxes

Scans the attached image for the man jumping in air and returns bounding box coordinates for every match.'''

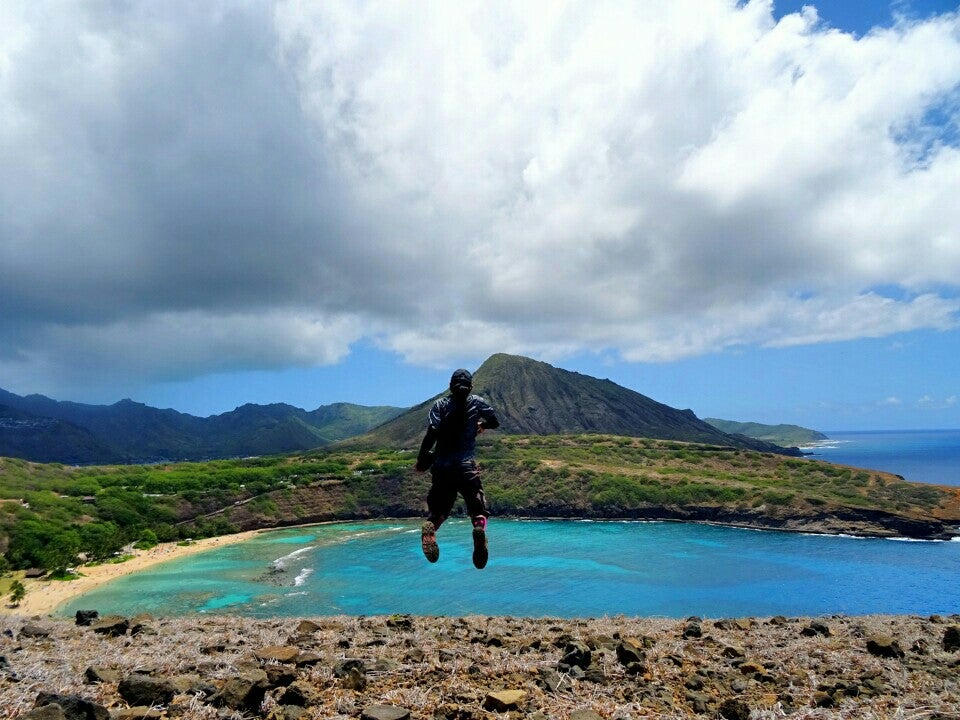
[415,368,500,569]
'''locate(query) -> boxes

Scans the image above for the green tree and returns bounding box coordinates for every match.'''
[8,579,26,607]
[134,528,158,549]
[95,490,148,529]
[37,528,81,574]
[6,519,61,569]
[79,521,125,561]
[152,523,177,542]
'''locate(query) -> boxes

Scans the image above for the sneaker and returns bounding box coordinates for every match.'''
[472,525,488,569]
[421,521,439,563]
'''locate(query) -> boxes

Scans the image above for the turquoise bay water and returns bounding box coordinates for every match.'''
[59,430,960,618]
[805,429,960,486]
[61,520,960,619]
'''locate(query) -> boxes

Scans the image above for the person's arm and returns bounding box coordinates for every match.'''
[415,426,437,471]
[476,399,500,433]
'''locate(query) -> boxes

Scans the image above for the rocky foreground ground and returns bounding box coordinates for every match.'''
[1,613,959,720]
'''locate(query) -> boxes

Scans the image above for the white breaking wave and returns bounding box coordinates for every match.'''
[797,439,852,451]
[889,536,947,543]
[293,567,314,587]
[271,545,315,571]
[334,526,408,543]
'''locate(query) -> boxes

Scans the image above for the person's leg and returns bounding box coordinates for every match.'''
[459,462,489,569]
[423,469,457,563]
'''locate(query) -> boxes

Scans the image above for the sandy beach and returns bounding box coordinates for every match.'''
[2,530,958,719]
[1,529,262,617]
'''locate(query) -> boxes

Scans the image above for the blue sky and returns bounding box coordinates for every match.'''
[773,0,958,34]
[134,328,959,432]
[2,1,959,431]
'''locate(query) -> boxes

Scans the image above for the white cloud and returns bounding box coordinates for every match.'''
[0,309,362,399]
[275,0,960,360]
[916,394,959,409]
[1,0,960,392]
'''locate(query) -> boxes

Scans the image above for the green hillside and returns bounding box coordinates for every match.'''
[2,435,957,572]
[0,406,123,464]
[705,419,828,447]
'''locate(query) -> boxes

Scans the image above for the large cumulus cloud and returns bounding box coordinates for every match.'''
[1,0,959,397]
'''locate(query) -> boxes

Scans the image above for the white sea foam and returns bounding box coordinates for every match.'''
[889,536,947,543]
[271,545,315,570]
[293,568,314,586]
[812,533,946,543]
[335,526,408,543]
[798,439,853,451]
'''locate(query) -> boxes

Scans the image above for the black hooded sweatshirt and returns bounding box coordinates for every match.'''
[417,393,499,469]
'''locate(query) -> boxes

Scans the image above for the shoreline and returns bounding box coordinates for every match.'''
[1,529,262,617]
[4,512,957,618]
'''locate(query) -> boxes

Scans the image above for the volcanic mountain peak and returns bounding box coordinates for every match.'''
[352,353,800,455]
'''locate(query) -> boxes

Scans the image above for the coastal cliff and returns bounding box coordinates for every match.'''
[194,435,960,541]
[204,480,959,541]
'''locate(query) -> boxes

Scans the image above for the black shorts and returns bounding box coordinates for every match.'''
[427,460,487,520]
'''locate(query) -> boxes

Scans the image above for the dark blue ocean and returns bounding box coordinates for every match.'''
[58,429,960,619]
[803,429,960,486]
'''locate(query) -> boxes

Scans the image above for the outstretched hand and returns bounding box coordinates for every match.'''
[477,421,485,434]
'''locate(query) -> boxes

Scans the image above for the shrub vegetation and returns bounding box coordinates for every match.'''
[1,434,956,571]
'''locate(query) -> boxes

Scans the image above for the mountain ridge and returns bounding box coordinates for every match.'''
[0,389,404,464]
[345,354,802,456]
[0,353,805,463]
